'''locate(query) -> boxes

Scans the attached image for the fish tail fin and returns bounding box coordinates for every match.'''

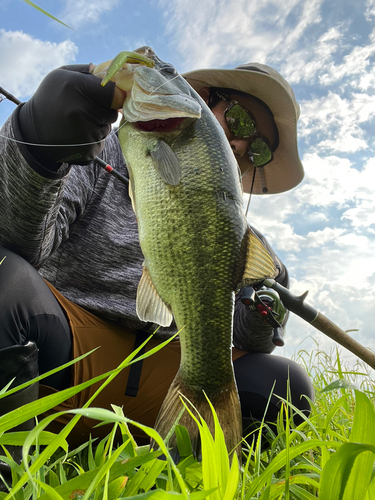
[151,372,242,462]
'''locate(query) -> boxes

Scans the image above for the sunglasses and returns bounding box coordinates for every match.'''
[216,91,274,168]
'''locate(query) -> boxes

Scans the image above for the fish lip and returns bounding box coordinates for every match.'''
[134,117,186,133]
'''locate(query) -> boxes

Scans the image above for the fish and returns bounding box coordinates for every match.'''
[96,47,277,460]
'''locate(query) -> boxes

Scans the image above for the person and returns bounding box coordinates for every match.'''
[183,62,304,196]
[0,54,313,476]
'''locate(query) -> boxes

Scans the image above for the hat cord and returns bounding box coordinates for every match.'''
[258,166,268,194]
[245,167,257,217]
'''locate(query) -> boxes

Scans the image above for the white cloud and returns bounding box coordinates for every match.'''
[356,66,375,91]
[281,26,342,84]
[342,199,375,228]
[336,232,370,248]
[281,231,375,371]
[319,33,375,86]
[245,191,307,252]
[299,92,374,153]
[305,227,345,247]
[0,29,77,99]
[365,0,375,20]
[307,212,328,223]
[295,154,359,207]
[158,0,324,71]
[350,92,375,123]
[278,0,323,53]
[60,0,120,29]
[306,154,374,205]
[281,21,375,92]
[318,136,368,154]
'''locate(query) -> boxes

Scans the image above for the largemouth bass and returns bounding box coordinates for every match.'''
[95,47,277,459]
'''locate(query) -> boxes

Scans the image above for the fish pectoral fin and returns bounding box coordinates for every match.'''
[238,227,278,289]
[150,140,182,186]
[136,266,173,327]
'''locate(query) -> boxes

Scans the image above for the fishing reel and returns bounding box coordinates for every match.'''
[241,286,287,347]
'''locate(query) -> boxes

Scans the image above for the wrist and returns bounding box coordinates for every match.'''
[12,106,70,179]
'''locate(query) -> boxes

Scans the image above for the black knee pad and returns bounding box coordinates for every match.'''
[0,247,63,335]
[0,247,72,389]
[234,351,314,426]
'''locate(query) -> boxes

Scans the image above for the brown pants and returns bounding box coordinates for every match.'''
[40,284,245,447]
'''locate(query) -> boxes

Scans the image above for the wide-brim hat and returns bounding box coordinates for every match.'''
[182,63,304,194]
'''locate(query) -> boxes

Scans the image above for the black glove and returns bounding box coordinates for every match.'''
[14,64,118,171]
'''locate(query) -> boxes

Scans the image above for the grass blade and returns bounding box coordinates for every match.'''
[244,439,342,499]
[0,368,122,434]
[34,479,65,500]
[0,431,62,447]
[320,443,375,500]
[125,459,166,496]
[22,0,74,30]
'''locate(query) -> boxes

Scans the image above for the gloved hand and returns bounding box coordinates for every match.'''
[14,64,123,170]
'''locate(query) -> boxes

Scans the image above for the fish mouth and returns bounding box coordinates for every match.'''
[135,117,185,133]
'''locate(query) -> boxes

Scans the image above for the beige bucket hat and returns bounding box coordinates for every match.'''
[183,63,304,194]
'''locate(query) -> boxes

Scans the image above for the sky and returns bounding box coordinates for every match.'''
[1,0,375,375]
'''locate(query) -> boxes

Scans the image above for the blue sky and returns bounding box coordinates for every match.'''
[1,0,375,371]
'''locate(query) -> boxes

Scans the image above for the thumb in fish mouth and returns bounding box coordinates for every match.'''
[111,86,127,110]
[90,63,127,110]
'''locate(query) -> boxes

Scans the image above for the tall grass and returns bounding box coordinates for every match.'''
[0,343,374,499]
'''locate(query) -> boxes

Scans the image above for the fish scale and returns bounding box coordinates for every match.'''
[101,46,277,459]
[122,109,245,455]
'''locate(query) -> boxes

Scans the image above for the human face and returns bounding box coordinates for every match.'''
[210,92,278,176]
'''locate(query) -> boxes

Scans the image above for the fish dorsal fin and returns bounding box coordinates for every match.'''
[150,140,182,186]
[136,265,173,327]
[237,227,277,289]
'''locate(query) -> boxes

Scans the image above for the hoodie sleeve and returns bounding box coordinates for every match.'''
[0,113,91,267]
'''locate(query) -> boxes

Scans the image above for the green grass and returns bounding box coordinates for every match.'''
[1,342,374,500]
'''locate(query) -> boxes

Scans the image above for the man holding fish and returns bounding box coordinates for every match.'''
[0,48,313,467]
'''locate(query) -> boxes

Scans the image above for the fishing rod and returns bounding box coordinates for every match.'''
[241,280,375,371]
[0,87,20,106]
[0,86,129,185]
[93,156,129,185]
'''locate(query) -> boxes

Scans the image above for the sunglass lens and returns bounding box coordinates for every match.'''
[249,138,273,167]
[225,104,256,138]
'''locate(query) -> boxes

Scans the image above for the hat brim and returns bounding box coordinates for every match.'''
[182,67,304,195]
